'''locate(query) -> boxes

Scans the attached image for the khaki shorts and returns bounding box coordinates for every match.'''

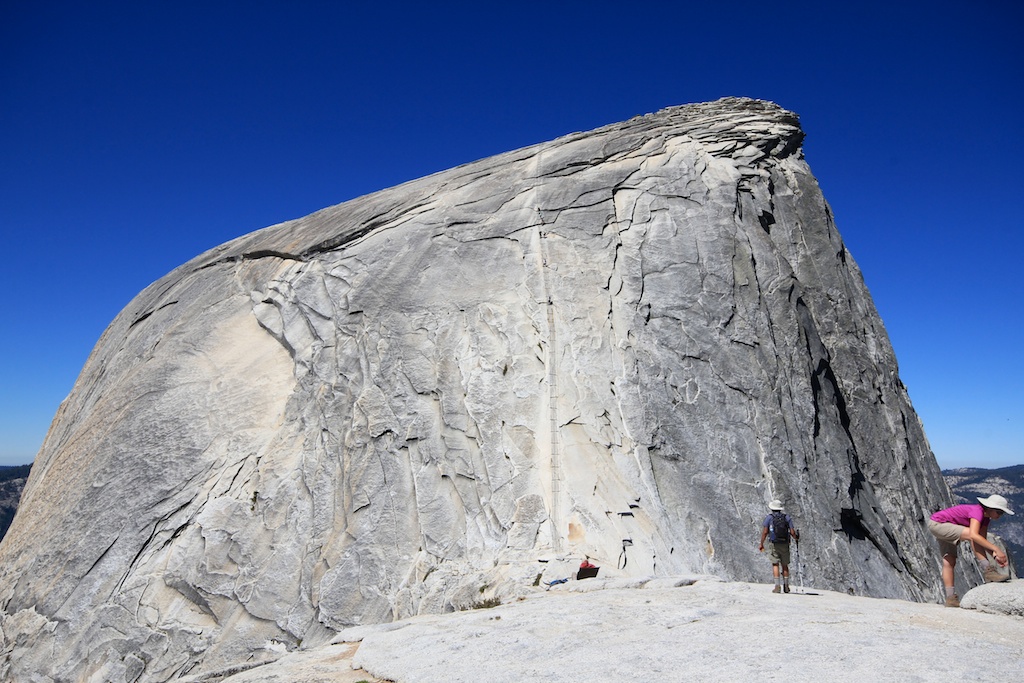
[767,541,791,566]
[928,520,965,558]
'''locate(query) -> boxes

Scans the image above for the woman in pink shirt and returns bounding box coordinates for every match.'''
[928,494,1014,607]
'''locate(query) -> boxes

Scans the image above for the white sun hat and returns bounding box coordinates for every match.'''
[768,499,784,511]
[977,494,1015,515]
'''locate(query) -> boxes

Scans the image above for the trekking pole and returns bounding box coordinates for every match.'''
[793,533,819,595]
[796,537,804,594]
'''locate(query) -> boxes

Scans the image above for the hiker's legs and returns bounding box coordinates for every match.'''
[967,538,998,570]
[928,521,963,605]
[771,561,783,591]
[928,521,963,593]
[970,541,1010,582]
[971,543,991,571]
[958,526,991,566]
[775,545,792,585]
[941,552,956,590]
[940,552,960,605]
[769,541,792,592]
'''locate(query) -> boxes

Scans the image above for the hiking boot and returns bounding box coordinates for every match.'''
[945,594,960,608]
[783,584,790,593]
[772,585,781,593]
[983,567,1009,583]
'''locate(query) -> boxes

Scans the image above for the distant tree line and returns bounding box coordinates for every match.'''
[0,464,32,483]
[0,464,32,541]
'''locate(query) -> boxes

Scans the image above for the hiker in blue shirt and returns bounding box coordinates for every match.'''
[758,499,799,593]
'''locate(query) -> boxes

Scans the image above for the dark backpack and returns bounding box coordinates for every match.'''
[769,511,790,543]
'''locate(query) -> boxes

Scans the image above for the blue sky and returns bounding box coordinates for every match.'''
[1,1,1021,469]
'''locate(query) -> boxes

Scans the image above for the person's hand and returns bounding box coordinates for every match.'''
[994,550,1008,567]
[758,544,764,552]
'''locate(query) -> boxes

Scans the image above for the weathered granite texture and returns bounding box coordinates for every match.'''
[961,579,1024,616]
[0,98,957,682]
[155,578,1024,683]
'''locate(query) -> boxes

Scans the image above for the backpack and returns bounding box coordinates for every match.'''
[769,511,790,543]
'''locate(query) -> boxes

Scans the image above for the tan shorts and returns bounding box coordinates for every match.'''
[928,520,964,558]
[767,541,791,566]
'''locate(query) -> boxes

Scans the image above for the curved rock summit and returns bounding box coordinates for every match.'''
[0,98,955,682]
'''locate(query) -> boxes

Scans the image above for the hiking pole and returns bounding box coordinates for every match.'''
[796,538,804,593]
[793,537,818,595]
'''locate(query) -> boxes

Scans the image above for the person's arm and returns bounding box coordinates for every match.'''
[758,526,768,551]
[967,517,1008,566]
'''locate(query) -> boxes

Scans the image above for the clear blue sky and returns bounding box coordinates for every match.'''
[1,1,1021,469]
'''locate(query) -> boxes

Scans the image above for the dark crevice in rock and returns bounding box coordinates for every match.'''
[241,249,307,262]
[808,356,852,439]
[193,250,306,276]
[82,536,119,579]
[128,300,179,330]
[797,294,915,579]
[303,203,433,255]
[839,507,868,540]
[165,576,217,619]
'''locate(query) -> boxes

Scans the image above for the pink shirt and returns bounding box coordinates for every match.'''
[930,503,989,531]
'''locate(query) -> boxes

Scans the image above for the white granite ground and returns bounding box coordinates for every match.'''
[206,577,1024,683]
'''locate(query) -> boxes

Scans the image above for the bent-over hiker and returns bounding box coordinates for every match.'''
[758,499,799,593]
[927,494,1014,608]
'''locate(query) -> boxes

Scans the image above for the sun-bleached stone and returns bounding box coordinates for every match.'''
[0,98,957,682]
[961,579,1024,616]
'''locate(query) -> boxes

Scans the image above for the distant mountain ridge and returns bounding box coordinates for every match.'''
[942,464,1024,568]
[0,465,31,541]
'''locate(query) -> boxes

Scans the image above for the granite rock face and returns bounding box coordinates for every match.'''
[0,98,955,682]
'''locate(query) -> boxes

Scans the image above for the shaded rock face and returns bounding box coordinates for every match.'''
[0,98,954,681]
